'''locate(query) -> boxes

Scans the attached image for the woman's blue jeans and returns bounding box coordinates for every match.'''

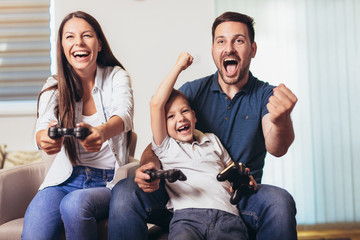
[108,177,298,240]
[22,166,113,240]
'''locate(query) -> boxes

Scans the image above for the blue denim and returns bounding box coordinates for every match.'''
[169,208,248,240]
[238,184,298,239]
[108,177,172,240]
[22,166,114,240]
[108,178,297,240]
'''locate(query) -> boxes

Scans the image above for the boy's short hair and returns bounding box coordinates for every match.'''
[165,89,191,112]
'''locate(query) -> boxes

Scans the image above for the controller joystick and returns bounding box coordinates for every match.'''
[217,162,254,205]
[144,169,187,183]
[48,126,90,140]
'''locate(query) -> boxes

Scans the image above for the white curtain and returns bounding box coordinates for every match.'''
[215,0,360,225]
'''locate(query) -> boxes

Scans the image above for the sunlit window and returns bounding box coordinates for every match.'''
[0,0,50,101]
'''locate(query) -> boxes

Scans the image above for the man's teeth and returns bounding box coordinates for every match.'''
[224,58,236,62]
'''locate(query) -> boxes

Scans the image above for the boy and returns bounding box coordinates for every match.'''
[149,52,248,240]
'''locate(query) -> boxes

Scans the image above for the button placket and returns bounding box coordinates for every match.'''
[224,95,231,121]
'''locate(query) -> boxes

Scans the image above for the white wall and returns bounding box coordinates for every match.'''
[0,102,37,151]
[0,0,216,160]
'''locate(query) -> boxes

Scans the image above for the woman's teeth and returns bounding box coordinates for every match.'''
[73,51,89,57]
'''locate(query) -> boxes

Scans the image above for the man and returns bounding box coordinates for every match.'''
[109,11,298,240]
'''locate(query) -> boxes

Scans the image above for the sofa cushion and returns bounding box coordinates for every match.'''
[0,144,42,169]
[0,145,6,169]
[0,218,24,239]
[0,217,108,240]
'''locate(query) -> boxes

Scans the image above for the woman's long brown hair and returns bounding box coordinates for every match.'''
[37,11,125,165]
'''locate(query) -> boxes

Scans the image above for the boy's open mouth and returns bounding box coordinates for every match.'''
[177,125,190,132]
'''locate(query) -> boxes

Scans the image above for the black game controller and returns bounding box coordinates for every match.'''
[144,169,187,183]
[217,162,254,205]
[48,126,90,140]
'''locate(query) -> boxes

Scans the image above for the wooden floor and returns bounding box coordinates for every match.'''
[297,224,360,240]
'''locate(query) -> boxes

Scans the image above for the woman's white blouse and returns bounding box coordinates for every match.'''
[36,66,134,189]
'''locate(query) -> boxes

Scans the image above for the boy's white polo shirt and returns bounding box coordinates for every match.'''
[151,129,239,216]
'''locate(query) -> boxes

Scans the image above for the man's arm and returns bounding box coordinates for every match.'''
[262,84,297,157]
[134,144,162,192]
[140,144,162,168]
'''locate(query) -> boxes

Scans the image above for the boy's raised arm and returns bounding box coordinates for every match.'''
[150,52,193,145]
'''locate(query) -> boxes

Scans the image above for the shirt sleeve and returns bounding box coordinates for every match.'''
[151,134,171,159]
[109,67,134,132]
[35,76,59,134]
[35,76,58,147]
[212,133,232,165]
[261,84,275,119]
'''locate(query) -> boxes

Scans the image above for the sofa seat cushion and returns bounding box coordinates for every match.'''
[0,218,24,239]
[0,144,42,170]
[0,217,109,240]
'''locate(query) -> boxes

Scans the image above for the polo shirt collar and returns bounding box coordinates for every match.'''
[210,71,255,95]
[193,129,210,145]
[176,129,210,146]
[210,71,221,92]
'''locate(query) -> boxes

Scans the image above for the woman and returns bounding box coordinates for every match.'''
[22,11,133,240]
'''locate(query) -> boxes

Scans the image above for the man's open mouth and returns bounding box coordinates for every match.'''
[223,58,238,75]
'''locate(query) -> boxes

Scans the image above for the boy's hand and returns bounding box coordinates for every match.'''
[135,162,160,192]
[176,52,194,71]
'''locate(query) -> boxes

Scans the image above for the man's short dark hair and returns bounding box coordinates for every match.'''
[212,11,255,43]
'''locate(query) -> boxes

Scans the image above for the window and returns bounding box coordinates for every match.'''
[0,0,50,101]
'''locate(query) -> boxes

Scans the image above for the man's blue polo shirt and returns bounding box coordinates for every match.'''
[179,71,274,182]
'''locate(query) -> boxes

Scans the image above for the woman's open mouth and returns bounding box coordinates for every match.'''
[72,51,90,59]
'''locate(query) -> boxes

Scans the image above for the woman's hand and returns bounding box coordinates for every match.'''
[76,122,104,152]
[134,162,160,192]
[36,121,63,155]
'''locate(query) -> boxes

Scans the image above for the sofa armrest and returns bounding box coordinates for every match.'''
[113,159,139,185]
[0,161,47,226]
